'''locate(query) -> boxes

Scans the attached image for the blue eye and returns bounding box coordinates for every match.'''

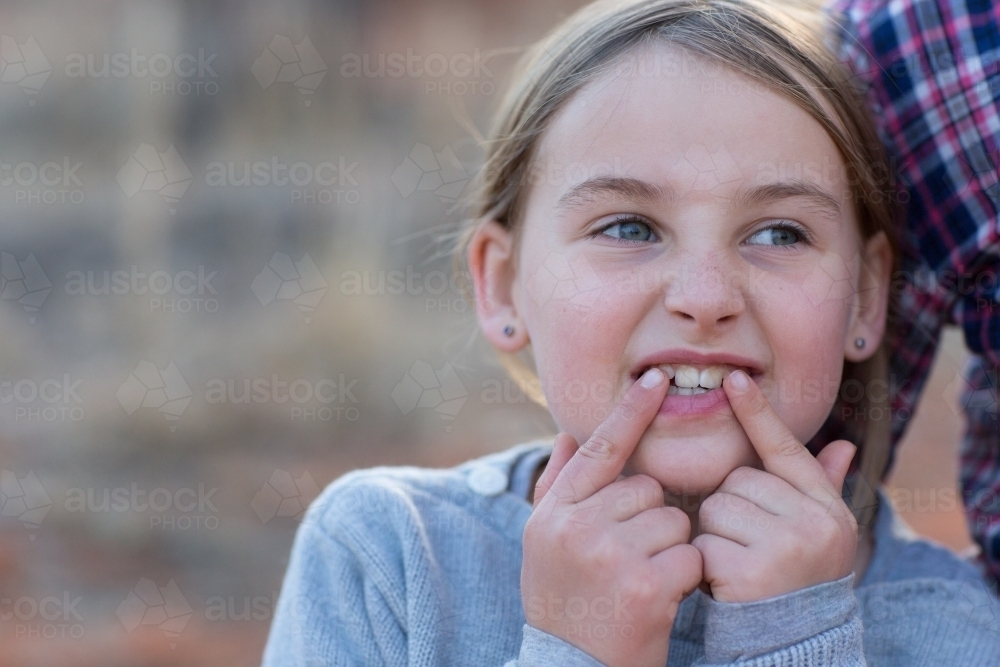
[745,223,808,247]
[599,216,657,243]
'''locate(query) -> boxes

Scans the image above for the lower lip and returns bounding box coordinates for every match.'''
[657,386,729,417]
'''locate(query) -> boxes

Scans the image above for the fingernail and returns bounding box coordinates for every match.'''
[728,370,749,391]
[640,367,664,388]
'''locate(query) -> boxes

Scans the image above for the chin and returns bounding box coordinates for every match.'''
[626,429,757,502]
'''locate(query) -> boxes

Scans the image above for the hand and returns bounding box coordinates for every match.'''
[522,368,703,667]
[692,370,858,603]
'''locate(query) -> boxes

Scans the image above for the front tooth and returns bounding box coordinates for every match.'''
[674,366,700,387]
[659,365,675,379]
[699,367,725,389]
[676,386,695,396]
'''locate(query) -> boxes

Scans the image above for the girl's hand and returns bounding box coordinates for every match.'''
[522,368,703,667]
[692,370,859,603]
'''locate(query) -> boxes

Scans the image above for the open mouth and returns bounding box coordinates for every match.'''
[633,363,761,395]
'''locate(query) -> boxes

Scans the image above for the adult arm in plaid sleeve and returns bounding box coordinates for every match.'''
[827,0,1000,586]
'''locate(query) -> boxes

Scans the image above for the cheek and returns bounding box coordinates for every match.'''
[528,291,641,437]
[759,289,848,440]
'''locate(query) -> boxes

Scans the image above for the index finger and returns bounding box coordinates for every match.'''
[547,367,669,505]
[722,370,838,504]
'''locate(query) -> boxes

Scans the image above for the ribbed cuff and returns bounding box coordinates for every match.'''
[512,624,608,667]
[703,573,858,662]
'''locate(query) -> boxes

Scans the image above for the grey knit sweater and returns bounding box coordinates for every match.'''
[262,440,1000,666]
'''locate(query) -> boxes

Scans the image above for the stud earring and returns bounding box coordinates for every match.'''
[503,324,515,337]
[854,337,866,349]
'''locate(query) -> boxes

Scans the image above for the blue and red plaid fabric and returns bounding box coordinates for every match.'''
[819,0,1000,585]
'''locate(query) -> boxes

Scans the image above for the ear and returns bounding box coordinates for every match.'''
[467,219,529,352]
[845,231,892,362]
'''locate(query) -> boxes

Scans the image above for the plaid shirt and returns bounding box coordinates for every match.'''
[820,0,1000,585]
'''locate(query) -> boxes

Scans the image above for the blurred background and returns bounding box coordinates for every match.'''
[0,0,983,665]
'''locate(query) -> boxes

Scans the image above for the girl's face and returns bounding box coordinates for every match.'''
[481,44,890,501]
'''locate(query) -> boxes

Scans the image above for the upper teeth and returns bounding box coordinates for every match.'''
[656,365,727,389]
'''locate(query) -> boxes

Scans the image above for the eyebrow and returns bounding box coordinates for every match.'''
[554,176,842,221]
[555,176,671,213]
[730,180,842,221]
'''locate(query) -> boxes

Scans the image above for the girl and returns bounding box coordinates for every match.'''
[262,0,1000,665]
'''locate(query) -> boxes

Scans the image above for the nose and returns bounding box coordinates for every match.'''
[662,250,746,332]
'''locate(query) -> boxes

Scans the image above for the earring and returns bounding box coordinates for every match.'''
[503,324,515,337]
[854,337,866,349]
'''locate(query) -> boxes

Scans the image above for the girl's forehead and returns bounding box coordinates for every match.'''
[533,42,846,196]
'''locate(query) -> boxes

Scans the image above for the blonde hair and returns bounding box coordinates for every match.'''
[453,0,899,527]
